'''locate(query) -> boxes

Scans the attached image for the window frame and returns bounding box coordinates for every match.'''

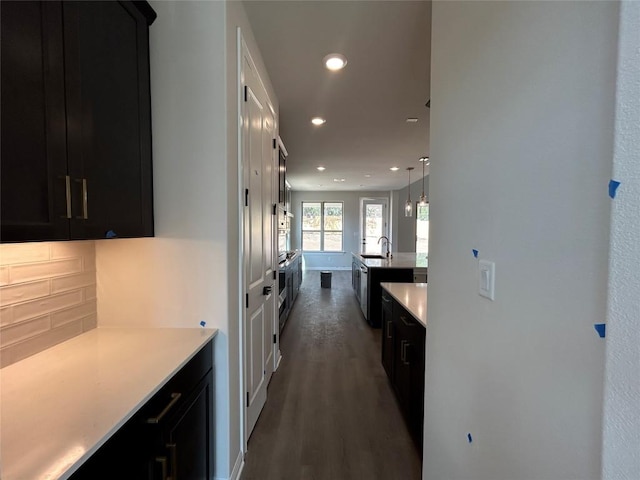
[301,201,344,252]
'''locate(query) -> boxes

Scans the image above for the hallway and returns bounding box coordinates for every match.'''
[241,270,422,480]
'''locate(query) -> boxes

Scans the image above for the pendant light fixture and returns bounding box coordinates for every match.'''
[404,167,414,217]
[418,156,429,206]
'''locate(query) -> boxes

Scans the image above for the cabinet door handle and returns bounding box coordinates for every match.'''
[386,320,393,339]
[62,175,72,219]
[155,456,169,480]
[263,285,273,295]
[402,342,411,365]
[146,392,182,424]
[167,443,177,480]
[382,296,391,304]
[400,340,406,362]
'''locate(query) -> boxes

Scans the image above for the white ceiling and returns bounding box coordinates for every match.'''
[243,1,432,192]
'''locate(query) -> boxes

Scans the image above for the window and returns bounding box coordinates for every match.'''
[416,203,429,254]
[302,202,343,251]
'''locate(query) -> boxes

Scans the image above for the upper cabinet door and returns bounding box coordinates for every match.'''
[0,1,70,241]
[0,1,155,243]
[63,1,154,240]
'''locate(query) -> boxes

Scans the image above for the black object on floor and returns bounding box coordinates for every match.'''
[320,270,332,288]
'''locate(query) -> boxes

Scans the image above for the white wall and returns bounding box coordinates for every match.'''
[290,190,390,269]
[95,2,277,479]
[602,2,640,478]
[425,2,618,480]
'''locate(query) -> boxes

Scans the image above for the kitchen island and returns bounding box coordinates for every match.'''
[0,327,217,480]
[352,252,427,327]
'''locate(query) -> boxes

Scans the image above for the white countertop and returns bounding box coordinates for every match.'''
[0,327,218,480]
[381,282,427,327]
[353,252,428,269]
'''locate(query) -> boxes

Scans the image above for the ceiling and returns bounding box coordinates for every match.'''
[243,1,432,192]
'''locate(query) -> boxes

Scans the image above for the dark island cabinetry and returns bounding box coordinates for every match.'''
[1,1,155,242]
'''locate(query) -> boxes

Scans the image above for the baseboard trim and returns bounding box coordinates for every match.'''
[223,450,244,480]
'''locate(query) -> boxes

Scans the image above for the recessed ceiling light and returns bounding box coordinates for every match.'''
[317,166,326,171]
[311,117,326,126]
[364,174,371,178]
[333,178,345,182]
[406,118,418,123]
[324,53,347,71]
[390,167,400,171]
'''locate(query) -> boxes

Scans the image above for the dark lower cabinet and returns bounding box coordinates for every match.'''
[70,341,214,480]
[382,294,425,454]
[0,0,155,242]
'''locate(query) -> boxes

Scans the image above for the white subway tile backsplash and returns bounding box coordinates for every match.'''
[51,300,97,328]
[0,243,50,265]
[81,314,97,331]
[50,241,95,260]
[0,280,50,306]
[0,320,84,368]
[0,242,97,366]
[10,258,82,283]
[0,315,51,348]
[84,284,97,300]
[51,272,95,294]
[12,290,84,324]
[0,306,14,327]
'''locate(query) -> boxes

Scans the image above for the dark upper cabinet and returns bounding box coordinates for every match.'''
[0,1,155,243]
[0,1,69,241]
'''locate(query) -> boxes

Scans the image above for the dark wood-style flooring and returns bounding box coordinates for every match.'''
[241,270,422,480]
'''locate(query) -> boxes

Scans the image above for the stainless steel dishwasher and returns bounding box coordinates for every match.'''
[359,264,368,319]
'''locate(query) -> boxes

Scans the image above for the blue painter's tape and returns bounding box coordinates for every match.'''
[594,323,606,338]
[609,180,621,199]
[200,321,206,327]
[105,230,117,239]
[467,433,473,443]
[472,249,479,258]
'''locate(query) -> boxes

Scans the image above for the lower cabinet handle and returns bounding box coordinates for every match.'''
[400,340,406,362]
[402,342,411,365]
[399,315,415,327]
[167,443,177,480]
[386,320,393,339]
[146,392,182,424]
[155,456,168,480]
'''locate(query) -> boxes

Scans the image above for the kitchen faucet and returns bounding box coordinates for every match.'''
[377,236,392,259]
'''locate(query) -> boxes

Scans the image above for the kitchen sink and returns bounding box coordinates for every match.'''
[360,254,386,259]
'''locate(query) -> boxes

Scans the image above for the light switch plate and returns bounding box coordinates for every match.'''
[478,260,495,300]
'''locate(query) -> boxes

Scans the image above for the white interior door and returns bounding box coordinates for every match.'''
[241,39,276,440]
[361,198,389,254]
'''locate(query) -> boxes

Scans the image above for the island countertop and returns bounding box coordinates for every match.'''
[353,252,428,269]
[381,282,427,327]
[0,327,218,480]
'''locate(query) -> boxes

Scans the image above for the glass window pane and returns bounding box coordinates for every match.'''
[302,202,321,230]
[416,203,429,255]
[323,203,343,231]
[302,231,321,251]
[324,232,342,251]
